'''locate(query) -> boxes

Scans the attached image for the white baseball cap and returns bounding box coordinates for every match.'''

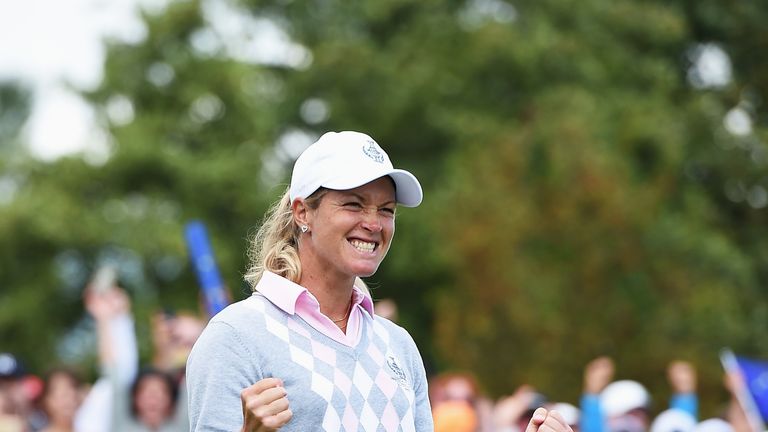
[650,410,696,432]
[550,402,580,426]
[289,131,423,207]
[600,380,651,417]
[693,419,734,432]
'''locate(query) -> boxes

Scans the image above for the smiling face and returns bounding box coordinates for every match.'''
[297,176,397,284]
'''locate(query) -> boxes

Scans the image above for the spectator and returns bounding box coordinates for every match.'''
[38,368,82,432]
[430,372,482,408]
[127,368,181,431]
[667,361,698,421]
[693,419,734,432]
[580,357,699,432]
[150,311,205,378]
[434,400,478,432]
[83,285,189,431]
[492,385,546,432]
[0,384,25,432]
[429,371,509,432]
[650,410,696,432]
[430,372,485,432]
[0,352,45,431]
[601,379,651,432]
[0,353,25,419]
[75,283,138,432]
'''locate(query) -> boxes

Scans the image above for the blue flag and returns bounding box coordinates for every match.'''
[184,221,229,317]
[736,355,768,422]
[721,349,768,432]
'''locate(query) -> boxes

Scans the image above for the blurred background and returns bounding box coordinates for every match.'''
[1,0,767,425]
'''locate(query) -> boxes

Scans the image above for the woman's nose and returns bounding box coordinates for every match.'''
[360,208,383,232]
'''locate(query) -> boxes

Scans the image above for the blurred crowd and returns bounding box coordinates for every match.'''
[429,357,753,432]
[0,291,758,432]
[0,283,204,432]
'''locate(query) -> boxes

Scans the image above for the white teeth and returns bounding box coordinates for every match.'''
[350,240,375,252]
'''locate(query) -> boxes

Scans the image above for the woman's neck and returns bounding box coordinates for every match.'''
[301,272,354,315]
[296,243,358,331]
[298,266,355,332]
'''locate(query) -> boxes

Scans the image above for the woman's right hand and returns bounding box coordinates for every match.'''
[526,407,574,432]
[241,378,292,431]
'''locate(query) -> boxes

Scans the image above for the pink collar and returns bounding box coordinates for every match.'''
[254,271,375,346]
[255,271,375,316]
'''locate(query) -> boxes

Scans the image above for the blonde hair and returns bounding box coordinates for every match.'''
[244,187,371,296]
[245,187,325,289]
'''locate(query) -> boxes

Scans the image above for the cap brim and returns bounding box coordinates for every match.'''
[322,168,423,207]
[388,169,423,207]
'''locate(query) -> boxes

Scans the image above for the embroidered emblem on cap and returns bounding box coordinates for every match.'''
[362,139,385,163]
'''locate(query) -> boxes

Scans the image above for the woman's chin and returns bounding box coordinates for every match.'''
[351,263,380,278]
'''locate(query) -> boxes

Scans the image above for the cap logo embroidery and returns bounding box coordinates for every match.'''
[362,140,385,163]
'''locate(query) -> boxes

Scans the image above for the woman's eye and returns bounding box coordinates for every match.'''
[344,202,363,209]
[380,207,396,215]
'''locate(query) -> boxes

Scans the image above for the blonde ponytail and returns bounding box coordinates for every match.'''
[244,189,301,288]
[244,187,328,289]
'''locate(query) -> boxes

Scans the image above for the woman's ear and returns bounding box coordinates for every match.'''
[292,198,310,231]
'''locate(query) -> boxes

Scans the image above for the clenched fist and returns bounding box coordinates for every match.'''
[526,407,574,432]
[241,378,293,432]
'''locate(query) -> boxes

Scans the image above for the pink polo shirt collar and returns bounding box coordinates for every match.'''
[254,271,375,347]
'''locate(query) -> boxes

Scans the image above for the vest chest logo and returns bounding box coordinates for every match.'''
[386,354,410,390]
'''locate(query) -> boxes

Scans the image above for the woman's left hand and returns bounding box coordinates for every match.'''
[525,407,574,432]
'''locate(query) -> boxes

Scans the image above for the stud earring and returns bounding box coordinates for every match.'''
[300,225,308,233]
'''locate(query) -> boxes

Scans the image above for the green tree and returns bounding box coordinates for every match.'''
[427,0,767,414]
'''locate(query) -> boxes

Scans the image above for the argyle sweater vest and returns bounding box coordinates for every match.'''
[187,294,433,431]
